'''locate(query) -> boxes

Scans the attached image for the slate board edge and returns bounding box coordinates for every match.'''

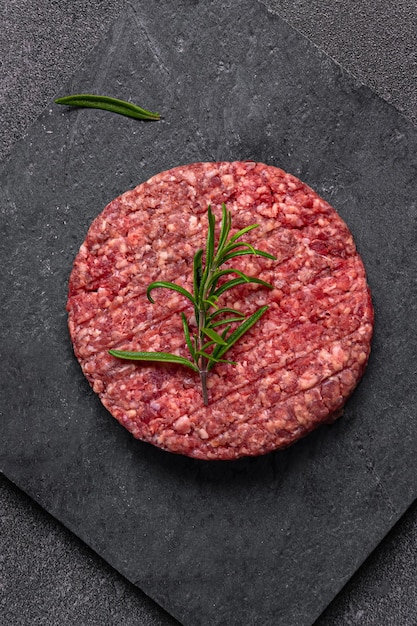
[259,0,417,131]
[2,0,417,172]
[0,472,181,625]
[1,467,414,626]
[0,460,413,624]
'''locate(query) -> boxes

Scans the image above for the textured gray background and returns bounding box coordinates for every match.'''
[1,1,416,624]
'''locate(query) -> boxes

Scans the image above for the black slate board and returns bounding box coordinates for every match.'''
[1,1,417,624]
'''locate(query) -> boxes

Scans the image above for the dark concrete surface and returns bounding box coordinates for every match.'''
[1,1,416,624]
[263,0,417,126]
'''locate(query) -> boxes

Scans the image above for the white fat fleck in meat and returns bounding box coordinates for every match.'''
[330,343,349,369]
[157,249,170,267]
[115,258,129,270]
[196,428,209,439]
[189,215,198,228]
[298,370,320,390]
[173,415,192,434]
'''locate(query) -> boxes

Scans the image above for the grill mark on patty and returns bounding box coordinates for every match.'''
[68,255,368,363]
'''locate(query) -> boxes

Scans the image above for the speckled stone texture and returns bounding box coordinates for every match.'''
[1,1,417,625]
[261,0,417,126]
[0,0,125,160]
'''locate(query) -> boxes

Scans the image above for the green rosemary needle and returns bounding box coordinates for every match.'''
[54,94,161,121]
[109,204,276,405]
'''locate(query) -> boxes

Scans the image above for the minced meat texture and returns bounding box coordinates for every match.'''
[67,161,373,460]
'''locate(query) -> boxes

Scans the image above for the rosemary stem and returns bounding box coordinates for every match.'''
[198,305,209,404]
[199,367,209,406]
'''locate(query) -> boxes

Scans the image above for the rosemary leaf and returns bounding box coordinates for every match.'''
[213,275,274,298]
[109,349,198,371]
[221,248,276,264]
[206,206,216,270]
[209,305,269,368]
[228,223,260,243]
[217,203,232,253]
[195,349,235,365]
[212,277,251,297]
[210,316,247,327]
[54,94,160,120]
[223,241,258,256]
[146,281,195,305]
[220,325,232,339]
[193,249,204,296]
[201,326,228,345]
[181,313,196,360]
[206,267,250,291]
[209,307,245,319]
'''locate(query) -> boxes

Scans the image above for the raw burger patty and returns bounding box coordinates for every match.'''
[67,161,373,460]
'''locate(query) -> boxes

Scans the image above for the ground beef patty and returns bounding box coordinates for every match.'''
[67,161,373,460]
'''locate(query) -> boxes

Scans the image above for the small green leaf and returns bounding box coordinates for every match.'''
[219,249,254,262]
[252,249,277,260]
[213,277,250,297]
[201,340,216,352]
[209,305,269,367]
[109,349,199,371]
[222,241,258,257]
[195,349,235,365]
[181,313,196,359]
[202,326,228,345]
[210,316,246,327]
[228,223,259,243]
[55,94,160,120]
[221,325,232,339]
[217,203,232,254]
[221,248,277,264]
[147,281,196,306]
[213,275,274,298]
[206,206,216,270]
[206,267,250,291]
[254,277,275,289]
[202,296,219,309]
[195,348,220,362]
[209,307,245,319]
[193,249,204,297]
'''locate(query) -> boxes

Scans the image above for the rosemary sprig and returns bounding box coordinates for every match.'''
[109,204,276,405]
[54,94,160,121]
